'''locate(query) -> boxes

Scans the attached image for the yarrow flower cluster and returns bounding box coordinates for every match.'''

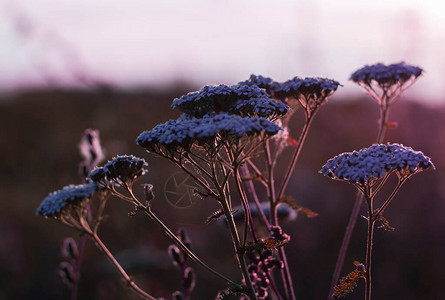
[238,74,281,96]
[319,143,434,184]
[274,77,341,101]
[36,182,98,217]
[350,62,423,87]
[230,97,289,119]
[172,84,280,118]
[136,113,281,152]
[88,155,147,186]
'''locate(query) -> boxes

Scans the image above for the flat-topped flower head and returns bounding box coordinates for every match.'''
[136,113,281,152]
[276,77,341,100]
[320,143,434,184]
[172,84,282,118]
[274,77,341,115]
[102,155,147,186]
[87,167,107,184]
[230,97,289,119]
[36,182,98,217]
[350,62,423,87]
[238,74,281,96]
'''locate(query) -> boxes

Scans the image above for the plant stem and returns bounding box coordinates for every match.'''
[328,101,390,299]
[219,193,258,299]
[327,191,363,299]
[234,165,257,245]
[364,194,375,300]
[376,104,389,143]
[143,208,240,288]
[276,115,314,202]
[240,163,271,229]
[91,233,157,300]
[269,116,314,300]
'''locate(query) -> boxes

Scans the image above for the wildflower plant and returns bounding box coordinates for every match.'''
[320,144,434,299]
[327,62,424,299]
[350,62,423,142]
[36,63,432,300]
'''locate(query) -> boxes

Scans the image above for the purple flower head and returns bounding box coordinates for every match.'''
[102,155,147,186]
[275,76,341,100]
[231,97,289,119]
[87,167,107,184]
[136,113,281,152]
[319,143,434,184]
[172,84,287,119]
[350,62,423,87]
[36,182,98,217]
[238,74,282,96]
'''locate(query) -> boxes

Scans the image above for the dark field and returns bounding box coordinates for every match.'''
[0,87,444,299]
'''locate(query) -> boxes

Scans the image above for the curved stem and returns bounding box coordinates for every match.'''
[91,233,157,300]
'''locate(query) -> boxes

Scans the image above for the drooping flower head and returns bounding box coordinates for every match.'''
[136,113,281,153]
[319,143,434,185]
[350,62,423,105]
[274,77,341,115]
[171,84,289,119]
[36,182,98,218]
[88,155,147,187]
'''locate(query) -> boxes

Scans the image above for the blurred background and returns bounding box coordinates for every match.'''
[0,0,444,299]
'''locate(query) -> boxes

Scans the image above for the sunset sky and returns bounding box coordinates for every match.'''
[1,0,444,102]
